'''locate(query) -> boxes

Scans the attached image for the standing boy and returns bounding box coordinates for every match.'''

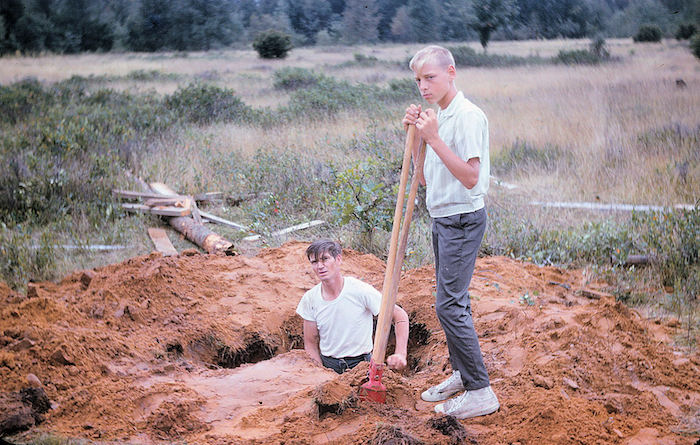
[296,239,409,374]
[402,45,499,419]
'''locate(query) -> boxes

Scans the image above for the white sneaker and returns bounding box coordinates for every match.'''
[434,386,499,419]
[421,370,466,402]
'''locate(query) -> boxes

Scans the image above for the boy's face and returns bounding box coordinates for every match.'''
[413,62,456,109]
[308,251,342,282]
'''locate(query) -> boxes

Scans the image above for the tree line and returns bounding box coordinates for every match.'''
[1,0,698,55]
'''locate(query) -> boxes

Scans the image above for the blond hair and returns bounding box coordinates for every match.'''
[409,45,455,72]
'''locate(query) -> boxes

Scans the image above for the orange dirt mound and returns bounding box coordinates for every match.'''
[1,240,698,444]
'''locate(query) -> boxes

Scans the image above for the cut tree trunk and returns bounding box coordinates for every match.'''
[169,216,235,255]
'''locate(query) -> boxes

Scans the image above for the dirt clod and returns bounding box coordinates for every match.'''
[428,415,476,445]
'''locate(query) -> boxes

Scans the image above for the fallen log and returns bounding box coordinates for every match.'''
[169,216,235,255]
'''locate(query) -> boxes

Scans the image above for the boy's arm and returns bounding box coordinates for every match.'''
[303,320,323,366]
[386,304,409,369]
[416,108,480,189]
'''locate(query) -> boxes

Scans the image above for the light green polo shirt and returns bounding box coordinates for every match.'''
[423,91,490,218]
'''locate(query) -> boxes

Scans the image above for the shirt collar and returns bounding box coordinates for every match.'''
[438,91,464,119]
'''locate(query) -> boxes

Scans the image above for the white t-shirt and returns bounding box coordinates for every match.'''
[424,91,490,218]
[296,276,382,358]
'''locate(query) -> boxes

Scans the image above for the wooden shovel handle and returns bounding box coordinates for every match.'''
[371,126,422,364]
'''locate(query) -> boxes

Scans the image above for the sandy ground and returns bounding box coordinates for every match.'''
[1,240,698,444]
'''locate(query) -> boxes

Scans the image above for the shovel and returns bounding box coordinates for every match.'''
[359,125,425,404]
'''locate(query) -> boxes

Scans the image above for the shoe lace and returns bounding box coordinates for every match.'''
[434,371,460,392]
[443,390,469,412]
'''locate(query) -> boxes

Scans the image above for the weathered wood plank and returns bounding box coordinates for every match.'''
[242,220,325,241]
[199,211,247,231]
[112,189,181,200]
[121,203,191,217]
[147,228,178,257]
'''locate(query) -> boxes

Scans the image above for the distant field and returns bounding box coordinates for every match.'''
[1,40,698,324]
[2,38,695,206]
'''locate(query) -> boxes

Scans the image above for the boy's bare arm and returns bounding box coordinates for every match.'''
[416,109,480,189]
[303,320,323,366]
[386,305,409,369]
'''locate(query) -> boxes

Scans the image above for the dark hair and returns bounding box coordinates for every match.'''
[306,239,342,261]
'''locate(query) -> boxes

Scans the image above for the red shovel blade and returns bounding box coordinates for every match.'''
[359,359,386,403]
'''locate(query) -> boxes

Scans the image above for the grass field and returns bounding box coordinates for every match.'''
[1,38,698,344]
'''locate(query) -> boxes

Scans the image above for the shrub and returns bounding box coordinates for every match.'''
[0,78,52,124]
[691,34,700,59]
[555,38,611,65]
[555,49,602,65]
[675,23,697,40]
[272,67,323,91]
[0,225,56,291]
[633,25,662,42]
[385,78,421,102]
[165,83,251,124]
[284,77,372,114]
[634,209,699,288]
[0,78,169,226]
[326,158,396,242]
[252,30,292,59]
[353,53,379,65]
[590,37,610,59]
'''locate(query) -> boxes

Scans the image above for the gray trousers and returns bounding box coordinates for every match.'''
[432,207,490,390]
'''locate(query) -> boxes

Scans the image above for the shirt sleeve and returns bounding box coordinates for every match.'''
[454,109,487,161]
[360,280,382,316]
[296,290,315,321]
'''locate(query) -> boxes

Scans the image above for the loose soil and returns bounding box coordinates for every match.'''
[1,241,698,444]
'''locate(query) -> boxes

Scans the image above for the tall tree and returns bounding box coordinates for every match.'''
[390,5,412,42]
[287,0,332,44]
[441,0,476,41]
[407,0,438,42]
[341,0,380,44]
[127,0,172,51]
[471,0,517,50]
[0,0,23,53]
[377,0,405,41]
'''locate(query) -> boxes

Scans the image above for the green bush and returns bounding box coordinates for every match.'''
[634,209,699,288]
[691,34,700,59]
[252,30,292,59]
[633,25,662,42]
[326,158,396,240]
[284,77,372,114]
[282,76,421,117]
[555,49,603,65]
[0,78,53,124]
[675,24,697,40]
[482,208,636,267]
[0,78,170,225]
[0,225,56,291]
[165,83,252,124]
[555,38,611,65]
[353,53,379,65]
[272,67,323,91]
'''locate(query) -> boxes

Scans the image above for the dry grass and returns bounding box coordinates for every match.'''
[1,38,697,208]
